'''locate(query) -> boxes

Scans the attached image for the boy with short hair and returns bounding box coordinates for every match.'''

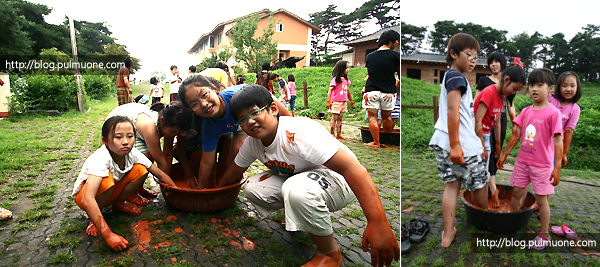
[169,65,181,102]
[428,33,489,247]
[219,84,399,267]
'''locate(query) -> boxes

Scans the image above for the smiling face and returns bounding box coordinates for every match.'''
[236,103,279,146]
[560,75,578,102]
[184,85,224,118]
[103,122,135,158]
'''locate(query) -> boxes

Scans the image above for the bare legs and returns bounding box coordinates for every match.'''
[442,180,488,247]
[329,112,346,139]
[303,233,343,267]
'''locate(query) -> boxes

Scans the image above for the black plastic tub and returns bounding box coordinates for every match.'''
[359,126,399,146]
[460,184,537,233]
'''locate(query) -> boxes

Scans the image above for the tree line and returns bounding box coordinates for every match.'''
[401,20,600,82]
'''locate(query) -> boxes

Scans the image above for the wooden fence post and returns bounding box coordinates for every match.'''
[299,82,312,108]
[433,96,439,124]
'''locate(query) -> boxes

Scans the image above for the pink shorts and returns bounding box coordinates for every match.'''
[509,160,554,195]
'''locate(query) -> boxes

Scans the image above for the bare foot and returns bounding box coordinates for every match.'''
[126,193,150,206]
[441,227,457,248]
[489,189,500,209]
[363,142,380,148]
[302,249,343,267]
[86,222,99,236]
[137,187,158,198]
[336,135,346,140]
[112,201,141,216]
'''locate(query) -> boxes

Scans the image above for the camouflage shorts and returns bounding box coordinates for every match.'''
[431,145,489,191]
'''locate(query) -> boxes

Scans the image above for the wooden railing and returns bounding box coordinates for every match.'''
[401,96,439,124]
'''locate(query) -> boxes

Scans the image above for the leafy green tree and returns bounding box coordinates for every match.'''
[66,18,115,55]
[345,0,399,29]
[228,13,278,73]
[428,20,507,55]
[400,21,427,55]
[197,44,234,71]
[100,43,141,73]
[569,24,600,81]
[545,33,569,73]
[309,5,346,61]
[502,32,542,72]
[150,70,167,83]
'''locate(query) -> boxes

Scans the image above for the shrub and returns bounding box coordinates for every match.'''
[7,74,80,113]
[82,74,114,99]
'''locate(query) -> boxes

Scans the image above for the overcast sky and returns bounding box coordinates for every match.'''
[32,0,382,80]
[401,0,600,53]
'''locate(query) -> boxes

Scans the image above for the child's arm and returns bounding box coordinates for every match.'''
[496,124,521,169]
[552,134,563,186]
[326,85,334,109]
[148,164,176,187]
[323,148,399,266]
[137,115,170,174]
[474,102,489,163]
[217,162,248,187]
[347,87,354,108]
[509,102,517,132]
[81,175,129,251]
[196,149,217,189]
[562,129,573,166]
[447,89,465,164]
[284,84,289,102]
[176,136,196,185]
[493,120,501,158]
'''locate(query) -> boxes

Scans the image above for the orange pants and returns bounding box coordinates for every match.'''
[75,164,148,209]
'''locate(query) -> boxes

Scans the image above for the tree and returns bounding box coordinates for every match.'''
[197,44,234,71]
[228,13,278,73]
[150,70,167,83]
[569,24,600,81]
[428,20,508,55]
[346,0,399,29]
[400,21,426,55]
[502,32,542,72]
[66,18,115,55]
[545,33,569,73]
[309,4,346,62]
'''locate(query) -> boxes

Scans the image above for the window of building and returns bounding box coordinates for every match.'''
[217,33,222,45]
[209,36,215,48]
[407,68,421,80]
[276,24,283,32]
[434,69,438,76]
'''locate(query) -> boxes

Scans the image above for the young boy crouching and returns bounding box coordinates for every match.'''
[218,84,399,267]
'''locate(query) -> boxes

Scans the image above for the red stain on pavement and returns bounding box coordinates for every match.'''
[231,230,240,237]
[222,228,231,236]
[174,228,183,233]
[132,221,151,251]
[211,218,217,223]
[230,241,242,249]
[166,215,177,221]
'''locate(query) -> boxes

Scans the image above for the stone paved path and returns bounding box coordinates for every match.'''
[0,116,400,267]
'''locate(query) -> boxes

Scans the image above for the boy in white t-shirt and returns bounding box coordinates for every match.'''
[149,77,165,104]
[428,33,488,248]
[218,85,399,267]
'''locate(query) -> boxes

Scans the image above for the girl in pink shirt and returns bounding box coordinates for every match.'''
[287,74,297,117]
[548,71,582,167]
[497,68,563,250]
[326,60,354,139]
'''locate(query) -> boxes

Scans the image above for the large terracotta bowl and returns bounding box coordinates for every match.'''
[157,163,244,213]
[460,184,537,233]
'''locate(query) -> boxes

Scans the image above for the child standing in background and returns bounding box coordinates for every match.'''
[327,60,353,139]
[550,71,582,167]
[72,116,176,252]
[271,73,289,108]
[149,77,165,105]
[429,33,488,248]
[287,74,297,117]
[497,68,563,250]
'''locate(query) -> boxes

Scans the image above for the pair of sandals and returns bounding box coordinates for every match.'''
[401,219,430,253]
[531,224,576,250]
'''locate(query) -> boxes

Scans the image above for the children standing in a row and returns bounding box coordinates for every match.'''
[327,60,353,139]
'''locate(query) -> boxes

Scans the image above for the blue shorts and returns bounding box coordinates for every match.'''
[289,95,297,111]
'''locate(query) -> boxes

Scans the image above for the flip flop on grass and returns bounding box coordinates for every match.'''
[0,207,12,221]
[551,224,577,239]
[401,225,410,253]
